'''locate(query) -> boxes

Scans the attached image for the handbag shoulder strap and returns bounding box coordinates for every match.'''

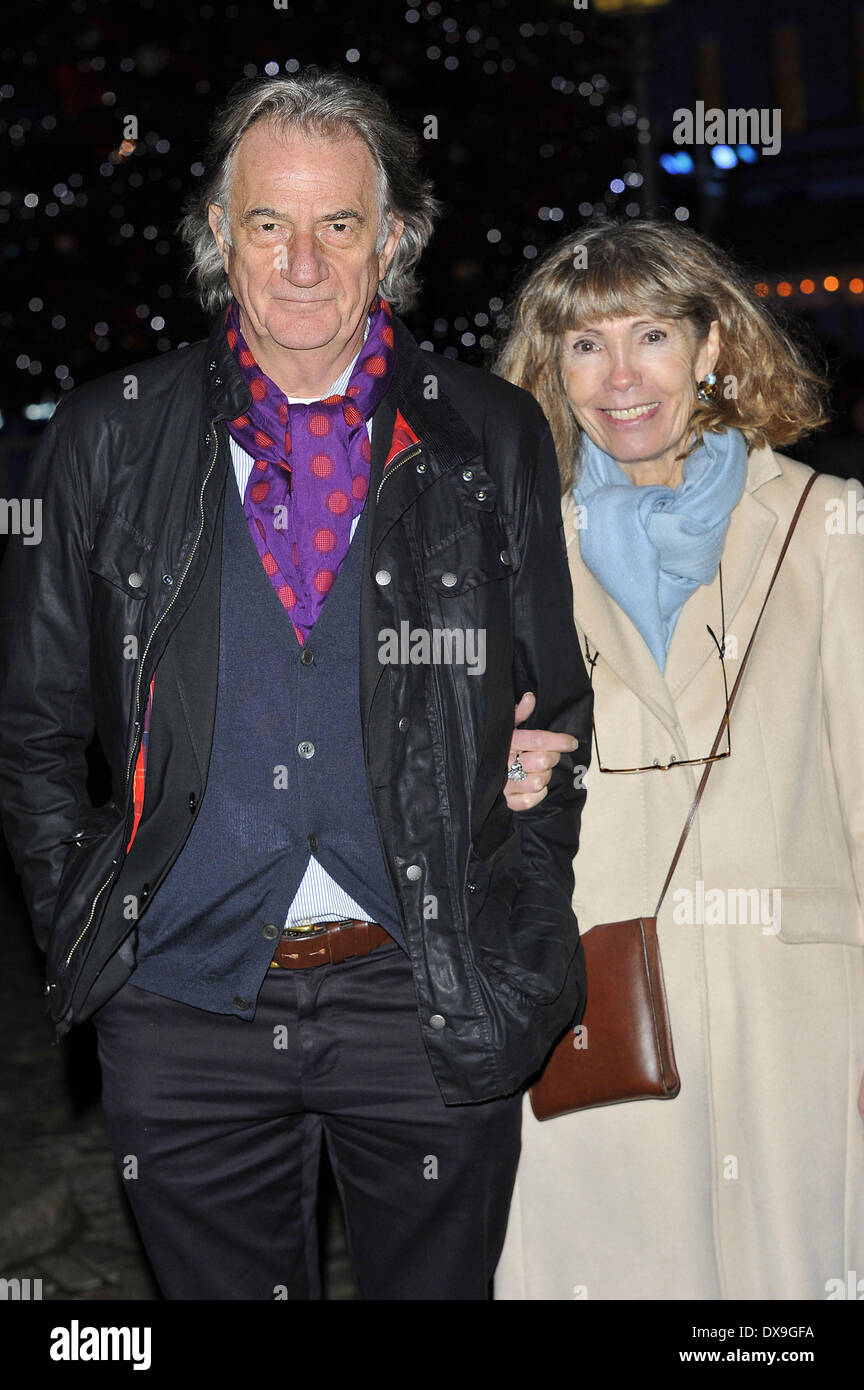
[653,469,820,918]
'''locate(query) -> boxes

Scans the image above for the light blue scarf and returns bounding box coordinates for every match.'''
[572,428,748,671]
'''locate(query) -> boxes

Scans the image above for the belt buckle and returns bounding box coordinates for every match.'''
[282,922,330,941]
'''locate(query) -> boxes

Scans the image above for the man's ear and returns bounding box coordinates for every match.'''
[378,216,404,282]
[208,204,231,273]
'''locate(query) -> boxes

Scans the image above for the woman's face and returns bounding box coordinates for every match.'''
[559,314,720,482]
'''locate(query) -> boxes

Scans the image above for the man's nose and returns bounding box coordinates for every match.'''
[279,231,328,287]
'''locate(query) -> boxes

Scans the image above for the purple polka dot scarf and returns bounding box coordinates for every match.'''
[224,294,395,646]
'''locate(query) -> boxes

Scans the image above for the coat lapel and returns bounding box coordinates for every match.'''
[561,445,784,725]
[562,489,680,735]
[663,446,781,697]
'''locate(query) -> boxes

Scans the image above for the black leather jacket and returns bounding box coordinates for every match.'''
[0,313,592,1103]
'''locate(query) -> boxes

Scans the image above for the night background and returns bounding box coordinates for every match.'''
[0,0,862,1304]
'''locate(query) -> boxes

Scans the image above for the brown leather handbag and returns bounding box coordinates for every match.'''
[529,471,820,1120]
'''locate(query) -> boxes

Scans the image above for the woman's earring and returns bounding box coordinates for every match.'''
[697,372,718,402]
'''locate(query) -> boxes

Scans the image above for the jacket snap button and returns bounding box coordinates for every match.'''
[475,490,487,501]
[297,741,315,758]
[127,571,143,588]
[499,550,510,565]
[375,569,392,586]
[430,1014,446,1030]
[461,469,473,481]
[406,864,422,881]
[161,574,173,586]
[262,923,279,940]
[398,717,410,731]
[441,572,457,587]
[300,649,315,665]
[415,462,426,473]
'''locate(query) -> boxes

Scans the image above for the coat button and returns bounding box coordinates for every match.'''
[189,792,197,813]
[475,490,487,501]
[406,864,422,881]
[307,833,318,851]
[441,572,457,587]
[375,569,392,586]
[233,996,250,1011]
[297,741,315,758]
[430,1014,446,1030]
[127,571,143,588]
[415,462,426,473]
[398,717,410,731]
[499,550,510,566]
[461,469,474,481]
[262,924,279,940]
[300,649,315,665]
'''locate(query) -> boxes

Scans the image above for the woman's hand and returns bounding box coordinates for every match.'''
[504,691,580,811]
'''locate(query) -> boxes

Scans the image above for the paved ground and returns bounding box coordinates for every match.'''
[0,839,357,1302]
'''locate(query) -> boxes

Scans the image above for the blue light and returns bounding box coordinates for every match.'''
[659,151,694,175]
[711,145,738,169]
[736,144,758,163]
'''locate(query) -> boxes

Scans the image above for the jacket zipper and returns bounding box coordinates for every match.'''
[63,425,221,972]
[376,445,421,502]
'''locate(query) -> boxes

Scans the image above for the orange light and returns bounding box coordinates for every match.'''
[777,282,792,297]
[850,278,864,294]
[754,282,770,297]
[800,279,815,294]
[824,276,839,292]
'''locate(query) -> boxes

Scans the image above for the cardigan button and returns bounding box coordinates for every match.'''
[300,649,315,665]
[262,924,279,940]
[297,741,315,758]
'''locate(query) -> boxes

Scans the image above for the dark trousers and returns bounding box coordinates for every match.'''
[92,940,523,1300]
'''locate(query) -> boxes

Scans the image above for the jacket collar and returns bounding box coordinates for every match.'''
[562,444,782,728]
[202,309,252,422]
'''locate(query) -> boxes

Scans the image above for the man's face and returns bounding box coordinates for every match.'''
[208,119,403,360]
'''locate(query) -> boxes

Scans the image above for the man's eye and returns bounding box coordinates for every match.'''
[329,222,349,233]
[257,222,278,233]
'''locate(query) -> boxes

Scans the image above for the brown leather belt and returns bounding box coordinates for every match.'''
[269,919,395,970]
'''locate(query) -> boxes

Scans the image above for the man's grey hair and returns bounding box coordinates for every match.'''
[180,67,441,316]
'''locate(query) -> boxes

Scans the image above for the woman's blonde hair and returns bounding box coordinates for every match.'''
[493,218,829,493]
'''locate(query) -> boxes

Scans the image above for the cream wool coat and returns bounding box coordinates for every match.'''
[495,446,864,1301]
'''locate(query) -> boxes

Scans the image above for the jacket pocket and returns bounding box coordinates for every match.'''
[773,885,864,946]
[48,804,126,976]
[88,514,153,599]
[424,514,519,597]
